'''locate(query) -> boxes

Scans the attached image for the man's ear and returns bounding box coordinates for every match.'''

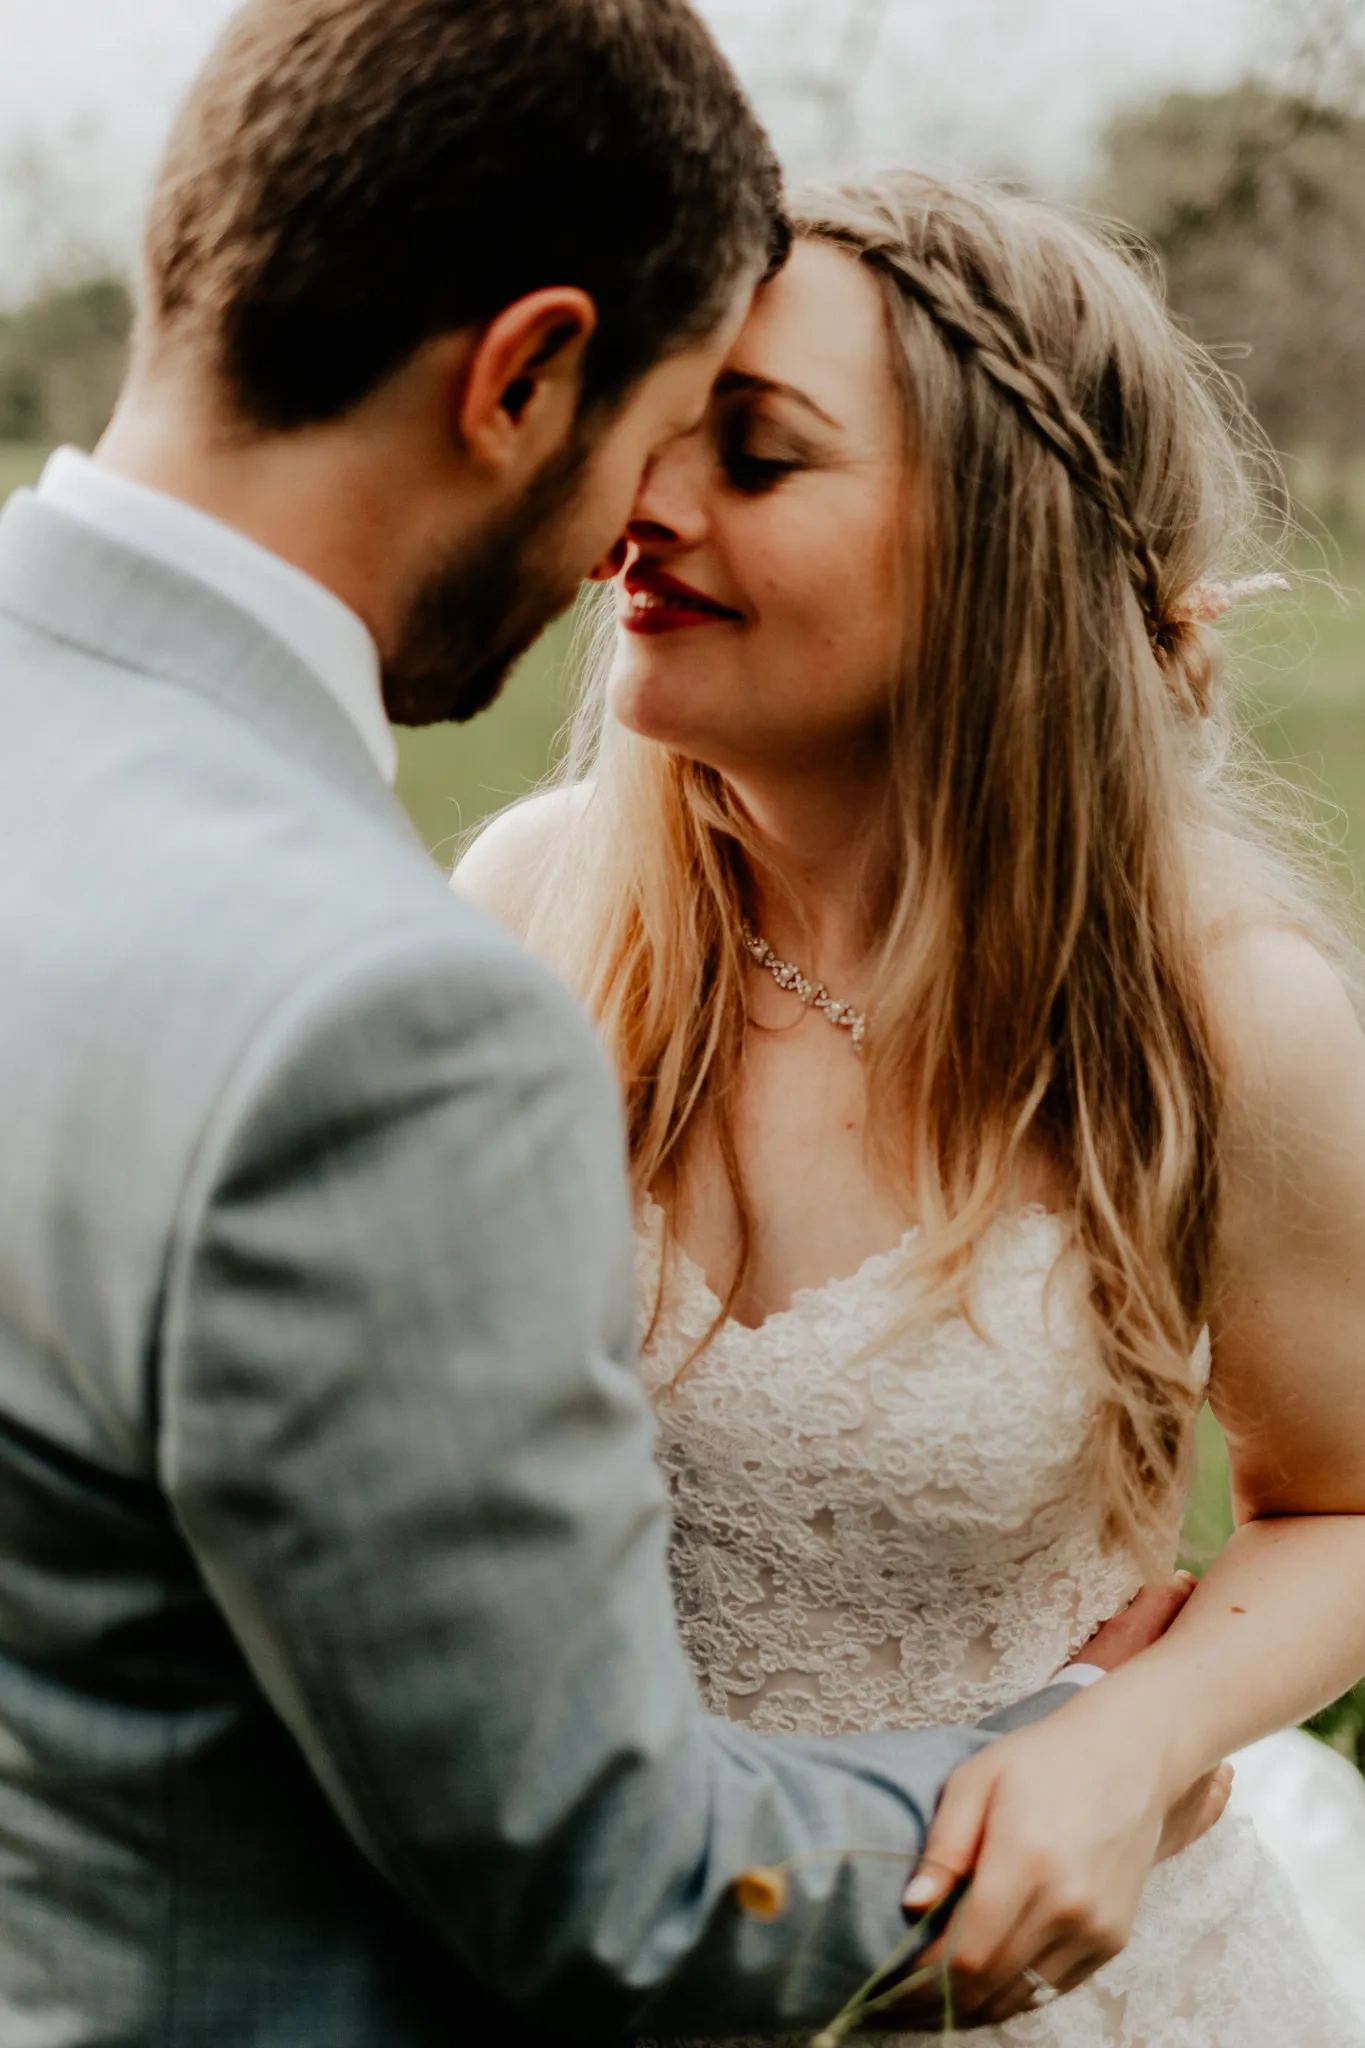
[457,288,597,474]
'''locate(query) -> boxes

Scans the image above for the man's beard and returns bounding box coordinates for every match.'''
[382,428,595,728]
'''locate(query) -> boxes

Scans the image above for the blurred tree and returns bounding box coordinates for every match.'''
[0,275,132,450]
[1095,74,1365,498]
[1277,0,1365,113]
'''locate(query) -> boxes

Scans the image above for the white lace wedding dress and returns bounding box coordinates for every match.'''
[637,1199,1365,2045]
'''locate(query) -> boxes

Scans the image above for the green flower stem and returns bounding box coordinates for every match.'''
[733,1843,967,2045]
[809,1889,966,2045]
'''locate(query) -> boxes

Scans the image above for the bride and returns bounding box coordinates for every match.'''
[456,172,1365,2040]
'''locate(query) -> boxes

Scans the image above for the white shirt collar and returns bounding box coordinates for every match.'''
[36,447,397,785]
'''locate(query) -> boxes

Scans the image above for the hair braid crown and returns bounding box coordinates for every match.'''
[856,238,1165,637]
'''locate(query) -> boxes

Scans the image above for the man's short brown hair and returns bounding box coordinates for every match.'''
[143,0,788,431]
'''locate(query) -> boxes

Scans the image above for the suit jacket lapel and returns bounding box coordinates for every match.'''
[0,491,419,844]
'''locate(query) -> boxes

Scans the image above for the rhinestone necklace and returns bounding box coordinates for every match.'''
[740,922,868,1052]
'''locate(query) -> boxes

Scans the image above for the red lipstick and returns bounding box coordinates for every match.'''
[619,565,743,635]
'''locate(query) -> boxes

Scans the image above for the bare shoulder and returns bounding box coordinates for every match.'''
[450,784,590,938]
[1207,922,1363,1120]
[1206,921,1365,1243]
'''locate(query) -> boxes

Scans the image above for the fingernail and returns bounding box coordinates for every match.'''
[1176,1570,1198,1585]
[903,1870,941,1910]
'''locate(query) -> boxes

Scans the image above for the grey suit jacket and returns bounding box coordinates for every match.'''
[0,494,1066,2046]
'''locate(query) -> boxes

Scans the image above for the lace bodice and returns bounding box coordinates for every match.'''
[639,1202,1145,1733]
[637,1202,1364,2046]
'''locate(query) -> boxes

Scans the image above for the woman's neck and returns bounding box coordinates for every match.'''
[727,762,893,996]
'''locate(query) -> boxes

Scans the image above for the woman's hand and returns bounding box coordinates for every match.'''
[861,1755,1234,2030]
[875,1575,1232,2030]
[879,1688,1187,2027]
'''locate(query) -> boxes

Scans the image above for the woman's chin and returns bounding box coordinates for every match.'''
[606,674,715,752]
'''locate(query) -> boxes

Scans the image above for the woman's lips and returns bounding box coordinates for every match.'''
[619,576,743,635]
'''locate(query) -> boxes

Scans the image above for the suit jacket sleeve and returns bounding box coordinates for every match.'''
[161,914,1019,2038]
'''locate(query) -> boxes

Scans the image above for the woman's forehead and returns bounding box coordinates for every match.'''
[721,238,895,435]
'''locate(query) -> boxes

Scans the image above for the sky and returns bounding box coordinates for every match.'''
[0,0,1281,306]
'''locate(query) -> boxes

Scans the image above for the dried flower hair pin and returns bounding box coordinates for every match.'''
[1166,573,1290,627]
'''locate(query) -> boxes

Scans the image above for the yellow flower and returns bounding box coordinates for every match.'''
[734,1866,789,1920]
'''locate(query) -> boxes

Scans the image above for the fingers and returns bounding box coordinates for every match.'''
[895,1926,1074,2029]
[1076,1571,1197,1673]
[885,1899,1117,2030]
[877,1977,1034,2031]
[1157,1760,1235,1862]
[967,1942,1098,2026]
[1125,1570,1198,1641]
[949,1922,1122,2026]
[904,1769,990,1913]
[902,1855,966,1915]
[1004,1927,1116,2003]
[916,1828,1137,2023]
[969,1969,1052,2026]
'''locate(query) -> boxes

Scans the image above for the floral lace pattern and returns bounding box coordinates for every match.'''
[638,1202,1364,2046]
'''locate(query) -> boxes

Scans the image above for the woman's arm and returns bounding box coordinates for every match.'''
[898,924,1365,2026]
[1140,922,1365,1763]
[1073,927,1365,1758]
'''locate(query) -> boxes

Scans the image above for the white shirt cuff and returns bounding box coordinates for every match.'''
[1054,1662,1106,1688]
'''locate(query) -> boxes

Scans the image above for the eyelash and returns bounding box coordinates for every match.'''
[724,452,800,495]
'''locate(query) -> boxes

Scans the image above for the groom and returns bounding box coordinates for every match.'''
[0,3,1216,2042]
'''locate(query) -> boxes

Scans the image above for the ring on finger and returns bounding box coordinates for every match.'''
[1021,1966,1060,2009]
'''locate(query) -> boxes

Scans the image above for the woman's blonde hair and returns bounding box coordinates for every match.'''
[518,171,1342,1563]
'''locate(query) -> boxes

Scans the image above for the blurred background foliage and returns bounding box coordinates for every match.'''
[0,275,131,447]
[1097,83,1365,483]
[3,0,1365,1763]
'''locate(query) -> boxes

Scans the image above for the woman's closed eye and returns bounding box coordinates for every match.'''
[724,447,802,494]
[710,366,841,494]
[715,399,818,494]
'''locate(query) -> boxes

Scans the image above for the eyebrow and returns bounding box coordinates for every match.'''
[713,369,841,432]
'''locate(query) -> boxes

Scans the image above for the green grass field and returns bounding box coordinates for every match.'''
[6,438,1365,1755]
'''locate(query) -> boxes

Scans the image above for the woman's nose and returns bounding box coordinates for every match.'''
[587,438,711,581]
[625,438,711,552]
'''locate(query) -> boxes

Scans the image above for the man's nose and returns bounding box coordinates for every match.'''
[588,534,631,582]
